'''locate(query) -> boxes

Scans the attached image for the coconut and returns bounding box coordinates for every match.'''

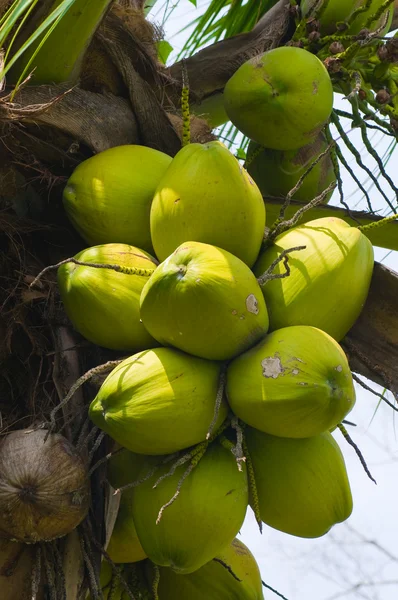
[0,430,89,543]
[253,217,374,341]
[57,243,158,351]
[227,326,355,438]
[63,145,172,253]
[157,538,264,599]
[131,440,248,574]
[245,427,353,538]
[301,0,393,36]
[89,347,227,454]
[223,47,333,150]
[140,242,269,361]
[246,133,335,203]
[150,141,266,267]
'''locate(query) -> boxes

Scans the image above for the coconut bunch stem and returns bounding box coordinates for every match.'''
[242,435,262,533]
[256,246,307,286]
[337,423,376,484]
[48,360,124,435]
[181,61,191,147]
[30,258,156,290]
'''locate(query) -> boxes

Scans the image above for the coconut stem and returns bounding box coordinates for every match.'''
[213,558,242,582]
[156,459,197,524]
[337,423,376,484]
[330,112,374,213]
[350,96,398,210]
[324,124,350,212]
[30,258,156,289]
[242,435,262,533]
[262,580,290,600]
[50,540,67,599]
[87,430,106,466]
[266,179,336,244]
[351,372,398,412]
[153,419,230,522]
[150,563,160,600]
[331,112,392,210]
[206,366,227,440]
[257,246,306,287]
[80,532,100,600]
[113,453,178,495]
[41,543,57,600]
[244,143,265,168]
[181,60,191,146]
[48,360,123,437]
[275,142,334,223]
[358,213,397,232]
[230,416,246,472]
[364,0,394,30]
[31,545,42,600]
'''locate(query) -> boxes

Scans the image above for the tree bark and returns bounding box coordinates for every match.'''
[167,0,293,103]
[344,262,398,399]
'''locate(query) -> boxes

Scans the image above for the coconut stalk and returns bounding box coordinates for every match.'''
[5,0,113,86]
[264,199,398,251]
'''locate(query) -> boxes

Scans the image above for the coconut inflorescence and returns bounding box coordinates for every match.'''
[44,16,381,594]
[300,0,393,36]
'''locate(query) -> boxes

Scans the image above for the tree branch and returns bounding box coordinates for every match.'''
[167,0,293,103]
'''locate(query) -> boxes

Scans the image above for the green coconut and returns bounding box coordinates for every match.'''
[89,347,227,454]
[253,217,374,341]
[301,0,393,36]
[157,538,264,599]
[57,243,158,351]
[140,241,269,361]
[246,133,335,203]
[245,427,353,538]
[63,145,172,253]
[227,325,355,438]
[131,440,248,574]
[150,141,266,267]
[223,47,333,150]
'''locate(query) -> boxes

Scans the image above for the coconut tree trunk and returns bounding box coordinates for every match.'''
[0,1,397,597]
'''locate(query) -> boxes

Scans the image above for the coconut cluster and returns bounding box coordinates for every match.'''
[57,42,375,596]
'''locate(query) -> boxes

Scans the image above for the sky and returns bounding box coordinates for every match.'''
[148,3,398,599]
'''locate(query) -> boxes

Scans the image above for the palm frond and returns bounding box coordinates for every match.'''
[178,0,279,59]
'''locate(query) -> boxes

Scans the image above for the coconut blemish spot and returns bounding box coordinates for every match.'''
[246,294,259,314]
[261,356,284,379]
[335,365,343,372]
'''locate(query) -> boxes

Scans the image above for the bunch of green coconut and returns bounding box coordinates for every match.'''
[53,38,377,599]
